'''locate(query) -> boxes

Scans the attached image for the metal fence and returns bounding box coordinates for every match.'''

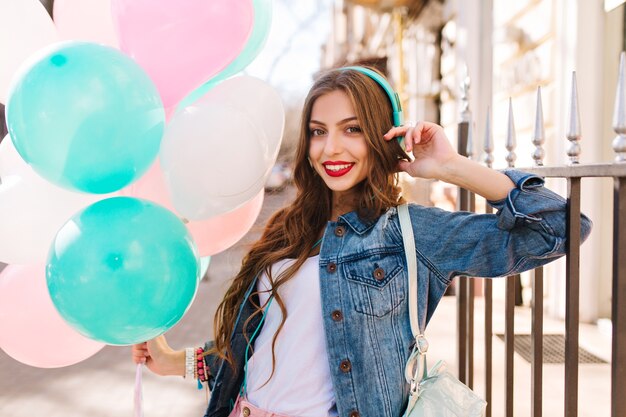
[455,52,626,417]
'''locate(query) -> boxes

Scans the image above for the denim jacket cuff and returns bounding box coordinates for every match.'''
[487,169,550,230]
[203,340,219,390]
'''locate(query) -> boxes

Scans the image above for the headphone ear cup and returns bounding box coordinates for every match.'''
[340,66,403,127]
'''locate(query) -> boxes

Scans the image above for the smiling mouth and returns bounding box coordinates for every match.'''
[323,162,355,177]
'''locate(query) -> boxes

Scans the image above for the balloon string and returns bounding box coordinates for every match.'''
[134,363,144,417]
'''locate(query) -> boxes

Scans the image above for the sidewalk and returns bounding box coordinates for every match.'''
[1,291,611,417]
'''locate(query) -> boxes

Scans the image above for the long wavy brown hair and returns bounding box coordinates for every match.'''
[208,67,410,379]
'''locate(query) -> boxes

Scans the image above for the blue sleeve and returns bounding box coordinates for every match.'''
[408,169,593,282]
[203,340,219,391]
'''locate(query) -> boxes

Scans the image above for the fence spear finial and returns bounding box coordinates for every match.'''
[532,86,546,166]
[483,107,494,168]
[613,51,626,163]
[506,98,517,168]
[466,120,474,160]
[460,64,471,123]
[567,71,581,164]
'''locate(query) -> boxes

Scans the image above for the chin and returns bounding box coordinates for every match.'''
[322,178,366,194]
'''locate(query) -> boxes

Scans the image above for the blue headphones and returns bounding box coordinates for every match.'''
[340,66,404,144]
[341,66,403,127]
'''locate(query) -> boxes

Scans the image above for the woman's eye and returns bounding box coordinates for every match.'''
[346,126,362,134]
[310,128,326,136]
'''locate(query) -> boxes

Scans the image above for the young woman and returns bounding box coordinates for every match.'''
[132,67,592,417]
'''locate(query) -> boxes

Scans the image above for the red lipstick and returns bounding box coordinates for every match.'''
[323,161,355,177]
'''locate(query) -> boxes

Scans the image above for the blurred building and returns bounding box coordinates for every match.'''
[320,0,625,323]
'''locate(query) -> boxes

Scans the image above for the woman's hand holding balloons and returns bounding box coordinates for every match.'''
[132,335,185,377]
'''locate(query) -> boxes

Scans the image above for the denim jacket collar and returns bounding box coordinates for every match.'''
[338,209,388,235]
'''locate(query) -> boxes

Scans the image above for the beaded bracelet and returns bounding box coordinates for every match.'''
[196,347,208,383]
[184,347,195,379]
[195,347,210,402]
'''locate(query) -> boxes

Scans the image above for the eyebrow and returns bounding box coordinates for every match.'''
[309,116,358,126]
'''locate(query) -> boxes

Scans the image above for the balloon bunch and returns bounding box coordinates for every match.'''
[0,0,282,367]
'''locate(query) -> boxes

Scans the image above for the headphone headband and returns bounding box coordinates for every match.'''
[340,66,404,128]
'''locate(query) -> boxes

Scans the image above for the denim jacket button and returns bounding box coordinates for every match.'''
[327,262,337,273]
[373,267,385,280]
[331,310,343,321]
[334,226,346,237]
[349,411,360,417]
[340,359,351,372]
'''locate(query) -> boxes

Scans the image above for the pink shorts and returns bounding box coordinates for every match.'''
[227,396,303,417]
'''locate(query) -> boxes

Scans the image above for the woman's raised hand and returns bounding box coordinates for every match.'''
[383,121,459,180]
[131,335,185,377]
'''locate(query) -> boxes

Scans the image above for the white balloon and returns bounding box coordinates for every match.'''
[187,76,285,170]
[160,104,268,220]
[0,136,115,263]
[53,0,119,47]
[0,0,58,104]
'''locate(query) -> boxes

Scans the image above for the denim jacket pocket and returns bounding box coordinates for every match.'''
[344,253,406,317]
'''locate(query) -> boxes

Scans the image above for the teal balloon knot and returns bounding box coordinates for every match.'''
[50,54,67,67]
[105,253,124,271]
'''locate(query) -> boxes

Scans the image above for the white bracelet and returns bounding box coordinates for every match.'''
[185,347,195,379]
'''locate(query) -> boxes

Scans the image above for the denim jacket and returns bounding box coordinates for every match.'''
[203,170,592,417]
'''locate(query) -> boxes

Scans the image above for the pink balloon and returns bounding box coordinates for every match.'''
[54,0,119,47]
[190,188,264,256]
[111,0,254,113]
[121,162,264,256]
[0,264,105,368]
[121,160,175,212]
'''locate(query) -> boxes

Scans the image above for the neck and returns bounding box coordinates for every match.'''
[330,190,359,221]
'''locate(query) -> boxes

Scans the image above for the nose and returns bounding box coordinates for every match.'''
[323,130,343,155]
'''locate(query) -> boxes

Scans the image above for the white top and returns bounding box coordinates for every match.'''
[245,255,338,417]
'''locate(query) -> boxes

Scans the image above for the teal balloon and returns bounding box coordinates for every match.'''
[176,0,273,111]
[46,197,199,345]
[223,0,273,77]
[6,41,165,194]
